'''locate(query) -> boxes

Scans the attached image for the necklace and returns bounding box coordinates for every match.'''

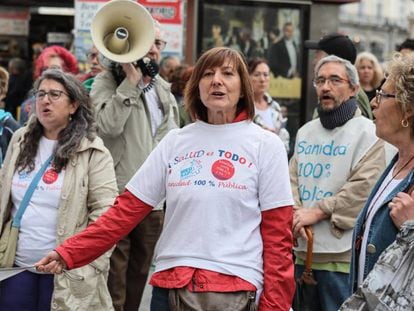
[355,153,414,251]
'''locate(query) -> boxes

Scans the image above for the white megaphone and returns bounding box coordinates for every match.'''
[91,0,155,66]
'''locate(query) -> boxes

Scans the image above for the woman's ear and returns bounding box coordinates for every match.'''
[405,109,414,120]
[70,101,80,114]
[350,84,360,97]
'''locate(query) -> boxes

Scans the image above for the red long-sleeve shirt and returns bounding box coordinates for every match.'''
[56,190,294,310]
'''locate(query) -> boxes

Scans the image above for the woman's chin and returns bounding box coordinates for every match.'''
[374,127,386,141]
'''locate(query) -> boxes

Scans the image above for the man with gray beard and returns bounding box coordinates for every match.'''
[289,55,385,311]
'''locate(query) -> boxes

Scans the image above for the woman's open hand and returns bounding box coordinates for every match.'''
[35,251,67,274]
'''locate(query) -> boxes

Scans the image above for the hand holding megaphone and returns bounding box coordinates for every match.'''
[121,63,142,86]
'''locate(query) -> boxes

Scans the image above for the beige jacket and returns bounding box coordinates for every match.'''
[91,72,179,191]
[0,127,118,310]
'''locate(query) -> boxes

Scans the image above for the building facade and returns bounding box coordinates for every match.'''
[339,0,414,61]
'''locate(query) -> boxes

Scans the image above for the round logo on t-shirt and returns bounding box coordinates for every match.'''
[211,159,235,180]
[42,169,59,184]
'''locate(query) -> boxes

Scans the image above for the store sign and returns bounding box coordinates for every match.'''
[139,0,182,24]
[47,32,73,44]
[0,9,30,36]
[139,0,183,55]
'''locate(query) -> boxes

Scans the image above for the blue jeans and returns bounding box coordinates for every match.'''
[0,269,54,310]
[295,264,349,311]
[151,287,170,311]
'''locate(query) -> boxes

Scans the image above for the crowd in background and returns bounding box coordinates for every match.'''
[1,13,414,311]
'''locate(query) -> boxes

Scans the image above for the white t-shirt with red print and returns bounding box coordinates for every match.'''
[126,120,293,292]
[11,136,65,267]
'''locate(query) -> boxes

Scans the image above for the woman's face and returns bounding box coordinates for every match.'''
[198,60,242,119]
[250,62,270,96]
[358,59,375,86]
[212,25,222,38]
[371,79,402,141]
[43,56,65,72]
[35,79,78,139]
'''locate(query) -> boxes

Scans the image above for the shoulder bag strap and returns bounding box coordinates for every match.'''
[12,155,54,228]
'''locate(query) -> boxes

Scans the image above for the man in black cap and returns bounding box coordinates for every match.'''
[305,33,373,119]
[397,38,414,56]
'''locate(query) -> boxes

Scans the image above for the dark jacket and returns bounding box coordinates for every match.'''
[349,154,414,294]
[268,39,299,78]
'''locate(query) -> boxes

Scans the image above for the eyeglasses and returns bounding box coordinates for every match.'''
[35,89,69,101]
[375,89,395,105]
[313,76,350,88]
[87,52,99,60]
[154,39,167,51]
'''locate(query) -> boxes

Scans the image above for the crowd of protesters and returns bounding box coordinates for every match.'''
[0,13,414,311]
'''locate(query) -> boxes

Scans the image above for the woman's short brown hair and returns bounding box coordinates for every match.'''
[0,66,9,99]
[184,47,255,122]
[247,58,269,75]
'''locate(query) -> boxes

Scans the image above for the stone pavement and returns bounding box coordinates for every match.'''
[138,282,152,311]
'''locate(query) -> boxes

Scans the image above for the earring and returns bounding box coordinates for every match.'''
[402,119,409,128]
[69,114,72,122]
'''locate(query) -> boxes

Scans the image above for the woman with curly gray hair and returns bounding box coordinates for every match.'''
[0,69,118,310]
[348,53,414,299]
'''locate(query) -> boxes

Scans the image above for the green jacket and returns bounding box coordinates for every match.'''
[91,72,179,191]
[0,126,118,310]
[356,88,373,119]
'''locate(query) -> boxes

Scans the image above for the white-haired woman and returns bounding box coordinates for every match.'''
[355,52,384,102]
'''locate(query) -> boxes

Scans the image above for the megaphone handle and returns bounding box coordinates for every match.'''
[137,58,158,78]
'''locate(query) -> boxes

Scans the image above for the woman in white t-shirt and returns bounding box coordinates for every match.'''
[0,69,117,310]
[248,58,290,153]
[36,47,295,311]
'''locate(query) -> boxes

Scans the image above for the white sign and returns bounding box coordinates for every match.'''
[75,0,106,31]
[0,9,30,36]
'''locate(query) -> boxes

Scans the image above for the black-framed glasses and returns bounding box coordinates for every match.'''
[154,39,167,51]
[87,52,99,60]
[35,89,69,101]
[313,76,350,88]
[375,89,396,105]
